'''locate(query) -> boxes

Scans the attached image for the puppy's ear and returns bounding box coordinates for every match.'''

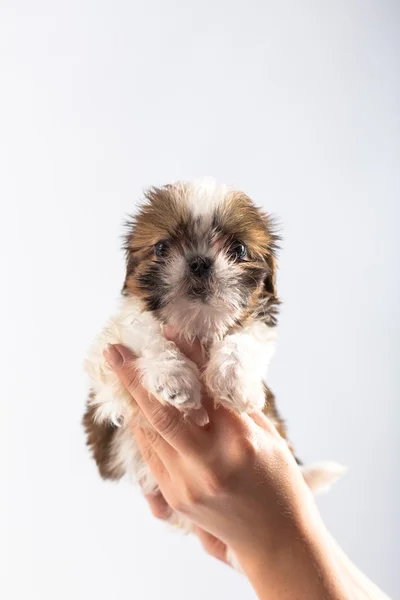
[125,250,139,276]
[264,253,277,298]
[252,251,280,327]
[122,249,139,295]
[259,211,280,301]
[121,217,139,294]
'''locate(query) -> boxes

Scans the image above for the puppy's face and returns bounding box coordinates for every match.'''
[124,180,279,339]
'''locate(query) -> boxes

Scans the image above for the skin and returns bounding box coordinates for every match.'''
[103,329,390,600]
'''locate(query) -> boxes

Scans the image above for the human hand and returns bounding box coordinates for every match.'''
[103,331,351,599]
[104,331,316,562]
[143,488,230,565]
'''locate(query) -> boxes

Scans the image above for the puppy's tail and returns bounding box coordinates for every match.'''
[300,461,348,494]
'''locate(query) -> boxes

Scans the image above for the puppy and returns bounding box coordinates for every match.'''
[83,179,344,557]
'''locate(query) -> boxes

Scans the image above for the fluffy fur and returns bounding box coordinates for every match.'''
[83,178,345,566]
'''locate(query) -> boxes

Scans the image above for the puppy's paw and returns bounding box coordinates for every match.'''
[137,345,202,413]
[204,343,265,413]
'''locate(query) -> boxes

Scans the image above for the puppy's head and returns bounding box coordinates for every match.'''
[124,179,279,340]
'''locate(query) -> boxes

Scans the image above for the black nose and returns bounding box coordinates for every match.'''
[189,256,212,277]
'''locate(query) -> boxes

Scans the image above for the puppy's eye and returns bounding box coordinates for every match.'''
[228,241,247,260]
[155,241,167,258]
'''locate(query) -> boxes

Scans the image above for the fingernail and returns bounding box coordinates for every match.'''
[163,325,175,340]
[103,343,123,369]
[192,408,210,427]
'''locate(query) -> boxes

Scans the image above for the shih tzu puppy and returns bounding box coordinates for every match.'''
[83,178,344,561]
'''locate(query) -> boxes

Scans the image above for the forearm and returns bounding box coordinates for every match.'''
[327,531,390,600]
[236,512,353,600]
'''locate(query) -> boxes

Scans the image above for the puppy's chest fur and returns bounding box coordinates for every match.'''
[83,294,286,488]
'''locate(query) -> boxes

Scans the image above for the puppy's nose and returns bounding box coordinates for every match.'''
[189,256,212,277]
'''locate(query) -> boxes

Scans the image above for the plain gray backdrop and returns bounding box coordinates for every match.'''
[1,1,399,598]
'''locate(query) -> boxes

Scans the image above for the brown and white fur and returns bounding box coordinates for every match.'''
[83,179,345,565]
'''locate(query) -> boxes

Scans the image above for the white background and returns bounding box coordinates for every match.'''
[1,1,399,598]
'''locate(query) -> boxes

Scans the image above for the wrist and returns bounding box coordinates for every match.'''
[231,485,319,570]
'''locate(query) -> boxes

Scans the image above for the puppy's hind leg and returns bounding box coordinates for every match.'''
[83,394,125,481]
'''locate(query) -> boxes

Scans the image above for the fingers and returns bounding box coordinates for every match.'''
[133,426,171,485]
[144,492,230,567]
[104,344,202,452]
[247,409,282,437]
[144,490,172,520]
[132,416,188,477]
[204,403,281,448]
[193,527,230,565]
[163,326,207,369]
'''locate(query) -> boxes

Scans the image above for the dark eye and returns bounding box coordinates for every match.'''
[155,241,167,258]
[228,241,247,260]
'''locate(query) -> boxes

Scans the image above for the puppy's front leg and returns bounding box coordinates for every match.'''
[137,336,202,414]
[204,322,277,412]
[85,305,203,422]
